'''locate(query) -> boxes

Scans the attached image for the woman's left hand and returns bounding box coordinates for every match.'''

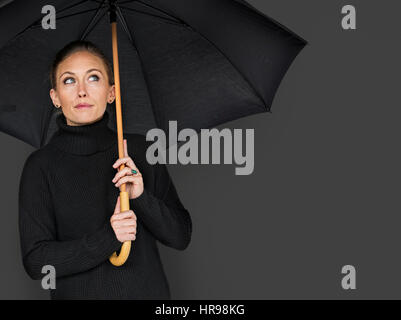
[112,139,144,199]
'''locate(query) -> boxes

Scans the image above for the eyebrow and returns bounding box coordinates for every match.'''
[59,68,103,79]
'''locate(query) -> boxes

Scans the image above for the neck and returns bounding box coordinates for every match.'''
[49,111,116,155]
[65,115,104,127]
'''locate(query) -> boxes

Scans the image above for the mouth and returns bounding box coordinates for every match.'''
[75,103,93,109]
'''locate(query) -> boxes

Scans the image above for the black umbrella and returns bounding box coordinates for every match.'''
[0,0,307,265]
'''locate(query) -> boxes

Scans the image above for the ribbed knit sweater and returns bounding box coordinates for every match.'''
[18,111,192,300]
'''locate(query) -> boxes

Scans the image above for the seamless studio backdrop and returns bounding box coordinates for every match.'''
[1,0,400,299]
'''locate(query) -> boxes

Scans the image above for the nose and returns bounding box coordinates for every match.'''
[78,82,87,98]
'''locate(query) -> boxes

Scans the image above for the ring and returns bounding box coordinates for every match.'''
[131,169,138,175]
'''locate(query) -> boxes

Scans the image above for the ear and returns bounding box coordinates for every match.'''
[108,84,116,104]
[49,88,60,107]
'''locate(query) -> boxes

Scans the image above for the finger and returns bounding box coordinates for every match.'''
[112,167,132,183]
[120,233,136,242]
[113,196,120,214]
[113,166,141,183]
[127,234,136,241]
[116,226,137,235]
[115,175,143,188]
[112,210,137,221]
[112,157,130,168]
[112,156,139,172]
[114,157,138,172]
[124,139,128,157]
[113,219,136,230]
[113,219,137,228]
[114,217,137,226]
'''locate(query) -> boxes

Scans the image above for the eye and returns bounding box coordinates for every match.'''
[63,77,74,84]
[89,74,99,81]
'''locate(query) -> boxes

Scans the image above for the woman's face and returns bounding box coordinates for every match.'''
[50,51,115,126]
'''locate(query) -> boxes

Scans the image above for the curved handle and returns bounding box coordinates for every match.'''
[109,191,132,266]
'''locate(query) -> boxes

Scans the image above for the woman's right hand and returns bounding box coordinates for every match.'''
[110,196,137,243]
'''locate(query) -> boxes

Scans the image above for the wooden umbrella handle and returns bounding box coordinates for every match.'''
[109,191,131,266]
[108,20,132,266]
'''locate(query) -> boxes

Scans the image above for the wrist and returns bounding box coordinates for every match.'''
[130,189,145,200]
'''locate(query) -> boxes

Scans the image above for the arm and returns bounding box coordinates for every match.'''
[18,153,121,280]
[129,162,192,250]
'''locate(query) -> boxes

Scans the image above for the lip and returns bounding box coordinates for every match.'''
[75,103,93,109]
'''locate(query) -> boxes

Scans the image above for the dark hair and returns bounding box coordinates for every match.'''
[49,40,114,89]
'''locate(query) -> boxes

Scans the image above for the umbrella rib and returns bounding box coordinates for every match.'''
[190,27,269,110]
[127,0,187,26]
[90,0,130,3]
[57,0,92,15]
[80,8,108,40]
[115,6,137,49]
[118,5,186,27]
[58,5,109,22]
[117,0,137,4]
[79,0,108,40]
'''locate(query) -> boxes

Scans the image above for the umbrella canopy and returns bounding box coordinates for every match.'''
[0,0,307,149]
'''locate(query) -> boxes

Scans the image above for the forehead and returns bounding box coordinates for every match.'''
[57,51,105,74]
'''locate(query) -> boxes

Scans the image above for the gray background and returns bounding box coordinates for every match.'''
[1,0,400,299]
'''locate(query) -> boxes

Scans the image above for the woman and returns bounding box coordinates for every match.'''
[18,40,192,300]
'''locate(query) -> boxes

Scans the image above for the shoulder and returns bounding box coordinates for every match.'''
[19,149,50,189]
[22,149,45,170]
[21,144,59,174]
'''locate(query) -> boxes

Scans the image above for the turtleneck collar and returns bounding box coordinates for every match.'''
[49,111,116,155]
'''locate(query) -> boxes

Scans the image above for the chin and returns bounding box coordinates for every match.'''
[70,108,103,125]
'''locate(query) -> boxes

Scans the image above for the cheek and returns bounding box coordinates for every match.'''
[58,89,74,105]
[89,85,109,102]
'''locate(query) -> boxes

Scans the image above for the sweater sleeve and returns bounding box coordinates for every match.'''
[18,153,122,280]
[129,162,192,250]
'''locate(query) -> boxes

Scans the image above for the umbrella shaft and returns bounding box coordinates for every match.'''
[109,17,132,267]
[111,22,126,189]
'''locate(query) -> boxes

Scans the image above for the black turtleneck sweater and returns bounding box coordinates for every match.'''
[18,111,192,300]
